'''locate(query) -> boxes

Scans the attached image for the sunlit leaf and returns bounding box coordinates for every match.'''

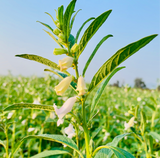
[89,34,158,92]
[77,10,112,58]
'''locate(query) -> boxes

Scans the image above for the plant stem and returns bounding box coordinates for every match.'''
[11,122,16,154]
[82,100,90,158]
[5,127,9,158]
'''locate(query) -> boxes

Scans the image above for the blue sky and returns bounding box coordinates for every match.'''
[0,0,160,88]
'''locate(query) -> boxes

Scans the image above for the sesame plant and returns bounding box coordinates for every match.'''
[2,0,158,157]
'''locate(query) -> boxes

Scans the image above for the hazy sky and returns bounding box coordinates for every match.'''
[0,0,160,88]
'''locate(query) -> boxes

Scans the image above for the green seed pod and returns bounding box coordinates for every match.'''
[71,43,79,53]
[53,48,68,55]
[58,33,65,42]
[53,28,61,36]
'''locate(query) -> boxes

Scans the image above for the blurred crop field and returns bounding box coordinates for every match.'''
[0,74,160,158]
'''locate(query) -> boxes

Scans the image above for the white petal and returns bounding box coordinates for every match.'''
[57,118,64,126]
[54,97,77,119]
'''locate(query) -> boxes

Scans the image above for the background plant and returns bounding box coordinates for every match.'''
[0,0,159,158]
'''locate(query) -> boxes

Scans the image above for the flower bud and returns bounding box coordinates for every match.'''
[56,22,61,29]
[53,28,61,36]
[55,76,73,96]
[76,76,87,96]
[124,117,135,130]
[53,48,68,55]
[58,57,74,71]
[71,43,79,53]
[58,33,65,42]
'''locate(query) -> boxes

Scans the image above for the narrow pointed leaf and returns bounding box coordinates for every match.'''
[63,0,76,42]
[37,21,53,32]
[75,17,95,43]
[43,29,63,48]
[3,103,54,112]
[89,34,158,92]
[69,34,76,48]
[83,34,113,76]
[58,5,64,26]
[30,150,72,158]
[90,67,125,116]
[45,12,57,25]
[11,134,83,158]
[70,9,81,29]
[15,54,70,75]
[77,10,112,58]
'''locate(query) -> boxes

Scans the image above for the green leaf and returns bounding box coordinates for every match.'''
[90,67,125,116]
[83,34,113,76]
[37,21,53,32]
[11,134,83,158]
[0,140,6,151]
[3,103,54,112]
[94,133,130,158]
[91,127,102,139]
[45,12,57,25]
[77,10,112,58]
[63,0,76,42]
[43,29,63,48]
[75,17,95,43]
[15,54,70,75]
[88,34,158,92]
[58,5,64,27]
[94,146,134,158]
[70,9,82,29]
[68,34,76,49]
[30,150,72,158]
[44,69,77,90]
[148,132,160,141]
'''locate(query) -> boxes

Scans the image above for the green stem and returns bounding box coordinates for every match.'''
[75,64,79,79]
[151,111,156,131]
[82,100,90,158]
[11,122,16,154]
[5,127,9,158]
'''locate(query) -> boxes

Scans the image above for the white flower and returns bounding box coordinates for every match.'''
[157,105,160,108]
[32,113,37,119]
[33,98,40,104]
[76,76,87,96]
[53,96,77,126]
[19,116,22,120]
[156,139,159,143]
[50,112,56,119]
[137,97,141,102]
[103,132,110,142]
[22,120,26,125]
[64,124,75,139]
[55,76,73,96]
[58,57,74,72]
[28,127,35,132]
[124,136,128,140]
[124,117,135,130]
[125,112,129,116]
[7,112,14,119]
[115,104,119,109]
[113,116,116,119]
[117,120,120,123]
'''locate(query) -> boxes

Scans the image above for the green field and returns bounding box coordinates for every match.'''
[0,75,160,158]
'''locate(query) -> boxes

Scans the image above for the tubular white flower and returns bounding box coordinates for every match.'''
[28,127,35,132]
[58,57,74,72]
[76,76,87,96]
[64,124,75,139]
[55,76,73,96]
[53,96,77,126]
[7,112,14,119]
[124,117,135,130]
